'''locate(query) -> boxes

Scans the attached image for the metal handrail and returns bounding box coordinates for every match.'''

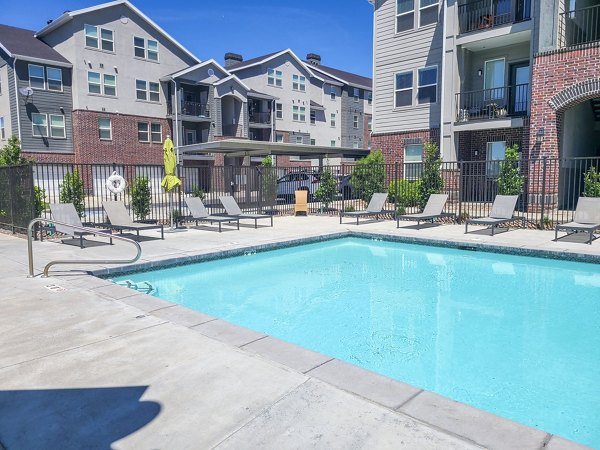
[27,218,142,277]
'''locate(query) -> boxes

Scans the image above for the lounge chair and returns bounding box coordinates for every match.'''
[218,195,273,228]
[184,197,239,232]
[464,195,522,235]
[397,194,449,229]
[340,193,389,225]
[102,201,164,239]
[47,203,112,248]
[555,197,600,244]
[295,190,308,216]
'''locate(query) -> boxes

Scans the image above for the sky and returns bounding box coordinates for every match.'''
[1,0,374,77]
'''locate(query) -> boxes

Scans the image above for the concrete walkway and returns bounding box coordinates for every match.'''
[0,216,595,449]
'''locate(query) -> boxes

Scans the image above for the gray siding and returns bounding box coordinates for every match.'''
[15,60,73,153]
[341,86,366,148]
[0,49,19,138]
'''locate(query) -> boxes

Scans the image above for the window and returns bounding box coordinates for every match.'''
[275,103,283,119]
[368,116,372,131]
[395,71,413,107]
[85,25,113,51]
[330,140,336,147]
[49,114,65,138]
[292,106,305,121]
[0,117,5,139]
[310,110,316,124]
[330,85,336,100]
[330,113,336,127]
[420,0,439,26]
[98,118,112,140]
[32,113,48,137]
[151,123,162,143]
[405,144,424,178]
[134,37,158,61]
[103,74,116,96]
[88,72,116,96]
[149,82,160,102]
[292,74,306,91]
[354,87,360,102]
[486,141,506,176]
[28,65,45,89]
[138,122,149,142]
[353,141,359,149]
[397,0,415,32]
[88,72,101,94]
[136,80,147,100]
[296,136,303,144]
[47,68,63,91]
[267,69,282,87]
[417,66,437,104]
[310,139,316,145]
[353,115,359,129]
[276,133,284,142]
[136,80,160,102]
[367,91,372,104]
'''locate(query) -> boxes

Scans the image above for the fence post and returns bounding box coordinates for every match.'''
[112,162,118,201]
[394,162,399,214]
[177,163,183,224]
[458,161,463,221]
[539,156,548,229]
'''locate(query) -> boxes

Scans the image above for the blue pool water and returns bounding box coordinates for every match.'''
[114,237,600,447]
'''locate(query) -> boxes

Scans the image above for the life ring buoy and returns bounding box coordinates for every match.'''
[106,171,127,194]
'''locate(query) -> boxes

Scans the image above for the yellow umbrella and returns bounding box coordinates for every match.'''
[161,136,181,191]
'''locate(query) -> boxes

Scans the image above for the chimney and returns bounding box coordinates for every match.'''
[224,52,243,68]
[306,53,321,66]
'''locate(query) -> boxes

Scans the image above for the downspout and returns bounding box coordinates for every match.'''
[173,79,179,164]
[439,0,448,159]
[13,56,22,142]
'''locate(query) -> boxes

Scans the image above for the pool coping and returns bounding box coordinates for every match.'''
[87,230,594,450]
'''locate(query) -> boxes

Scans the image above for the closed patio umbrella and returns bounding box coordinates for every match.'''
[161,136,182,231]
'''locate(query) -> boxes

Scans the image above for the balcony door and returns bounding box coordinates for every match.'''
[509,62,529,115]
[484,58,506,101]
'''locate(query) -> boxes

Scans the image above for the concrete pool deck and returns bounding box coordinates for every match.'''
[0,216,596,449]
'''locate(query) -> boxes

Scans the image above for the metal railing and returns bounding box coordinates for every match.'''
[457,0,518,33]
[0,163,35,232]
[181,101,210,117]
[559,4,600,48]
[455,84,529,122]
[27,218,142,277]
[248,111,272,124]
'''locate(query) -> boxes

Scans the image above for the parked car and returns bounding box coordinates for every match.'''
[336,174,355,199]
[277,172,321,202]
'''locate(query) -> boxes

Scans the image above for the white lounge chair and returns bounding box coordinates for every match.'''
[103,201,164,239]
[184,197,239,232]
[48,203,112,248]
[555,197,600,244]
[464,195,523,235]
[340,193,389,225]
[397,194,449,229]
[218,195,273,228]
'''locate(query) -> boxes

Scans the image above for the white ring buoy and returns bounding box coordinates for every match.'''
[106,171,127,194]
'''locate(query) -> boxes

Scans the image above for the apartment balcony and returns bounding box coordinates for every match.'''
[248,111,272,126]
[457,0,530,34]
[455,84,529,125]
[559,4,600,48]
[167,101,210,120]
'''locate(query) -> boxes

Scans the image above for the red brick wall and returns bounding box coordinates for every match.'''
[71,110,172,165]
[371,128,440,164]
[457,126,530,161]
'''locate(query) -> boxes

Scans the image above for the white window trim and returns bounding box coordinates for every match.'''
[417,65,438,104]
[85,24,114,52]
[0,117,5,140]
[367,91,373,104]
[87,71,102,95]
[330,85,336,100]
[396,0,416,33]
[295,136,303,144]
[310,109,316,124]
[98,117,112,140]
[147,39,159,62]
[138,121,150,143]
[292,106,305,122]
[353,87,360,102]
[292,74,306,92]
[46,67,63,92]
[483,58,506,100]
[150,122,163,143]
[419,0,439,27]
[275,103,283,119]
[28,64,45,90]
[49,114,66,139]
[267,68,283,87]
[353,114,359,129]
[134,36,146,59]
[330,140,336,147]
[395,70,413,108]
[404,143,424,180]
[133,36,159,62]
[486,141,507,177]
[31,113,48,138]
[102,74,117,97]
[136,79,148,101]
[330,113,336,128]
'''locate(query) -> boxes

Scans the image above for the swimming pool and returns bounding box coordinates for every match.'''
[113,237,600,447]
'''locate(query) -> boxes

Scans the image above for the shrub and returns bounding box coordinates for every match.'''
[388,179,421,207]
[130,176,152,220]
[260,155,278,209]
[191,185,206,200]
[351,150,386,202]
[314,166,337,209]
[34,186,48,216]
[59,170,85,217]
[582,166,600,197]
[497,144,524,195]
[0,136,27,166]
[418,142,444,209]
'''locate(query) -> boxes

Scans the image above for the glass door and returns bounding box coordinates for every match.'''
[509,62,530,115]
[484,58,506,101]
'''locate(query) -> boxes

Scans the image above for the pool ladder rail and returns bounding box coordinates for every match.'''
[113,279,157,295]
[27,218,142,277]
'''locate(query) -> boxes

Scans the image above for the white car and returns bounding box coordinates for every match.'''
[276,172,321,201]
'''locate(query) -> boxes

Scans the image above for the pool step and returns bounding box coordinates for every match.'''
[113,279,157,295]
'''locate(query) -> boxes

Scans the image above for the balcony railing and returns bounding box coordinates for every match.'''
[248,111,272,124]
[559,4,600,48]
[455,84,529,122]
[181,101,210,117]
[457,0,529,34]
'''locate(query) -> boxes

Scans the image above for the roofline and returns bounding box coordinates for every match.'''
[213,74,251,92]
[35,0,201,64]
[228,48,320,80]
[0,42,12,57]
[168,59,230,80]
[13,54,73,68]
[310,65,372,90]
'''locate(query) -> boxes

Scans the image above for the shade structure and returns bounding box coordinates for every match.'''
[161,137,181,191]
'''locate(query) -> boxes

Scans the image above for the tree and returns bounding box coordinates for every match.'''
[497,144,524,195]
[351,150,386,202]
[0,136,27,166]
[59,170,85,217]
[582,166,600,197]
[130,176,152,220]
[418,142,443,209]
[260,155,278,210]
[314,166,337,209]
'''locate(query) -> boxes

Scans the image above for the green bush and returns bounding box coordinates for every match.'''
[260,155,278,209]
[497,144,524,195]
[34,186,48,216]
[351,150,386,202]
[388,179,421,207]
[418,143,443,209]
[314,166,337,209]
[582,166,600,197]
[59,170,85,217]
[0,136,27,166]
[191,185,206,200]
[131,176,152,220]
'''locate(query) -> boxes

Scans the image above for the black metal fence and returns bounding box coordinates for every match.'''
[559,4,600,48]
[1,156,597,233]
[455,84,529,122]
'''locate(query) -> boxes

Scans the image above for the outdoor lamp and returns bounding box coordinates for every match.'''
[536,128,545,144]
[477,69,483,77]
